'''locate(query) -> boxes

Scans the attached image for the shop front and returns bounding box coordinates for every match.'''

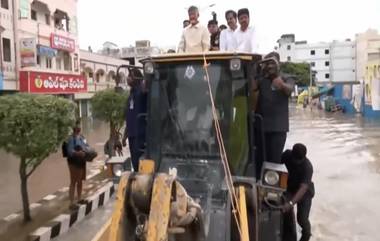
[19,70,87,115]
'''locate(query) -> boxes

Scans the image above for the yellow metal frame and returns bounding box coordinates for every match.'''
[146,174,175,241]
[237,186,250,241]
[141,52,257,63]
[139,159,155,174]
[108,172,131,241]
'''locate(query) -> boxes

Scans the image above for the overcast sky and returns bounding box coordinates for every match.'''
[78,0,380,53]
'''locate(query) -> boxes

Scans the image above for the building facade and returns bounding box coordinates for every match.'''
[79,49,129,117]
[0,0,17,91]
[278,34,356,84]
[0,0,86,97]
[0,0,132,118]
[16,0,84,98]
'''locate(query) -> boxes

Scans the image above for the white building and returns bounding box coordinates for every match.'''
[278,34,357,84]
[120,40,161,66]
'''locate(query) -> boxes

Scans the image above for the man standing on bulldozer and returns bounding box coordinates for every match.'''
[122,68,147,171]
[178,6,210,53]
[253,52,294,175]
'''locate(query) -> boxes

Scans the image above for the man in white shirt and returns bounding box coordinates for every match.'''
[220,10,238,51]
[234,8,259,53]
[178,6,210,53]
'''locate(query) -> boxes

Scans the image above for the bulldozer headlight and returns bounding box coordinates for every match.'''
[144,62,155,74]
[112,164,124,177]
[264,171,279,186]
[261,162,288,191]
[230,58,241,71]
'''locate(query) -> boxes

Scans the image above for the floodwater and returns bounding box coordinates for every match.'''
[1,105,380,241]
[0,119,111,218]
[286,105,380,241]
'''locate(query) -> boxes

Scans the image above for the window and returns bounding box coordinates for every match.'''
[74,54,78,72]
[1,0,9,10]
[325,73,330,79]
[287,45,291,50]
[63,52,72,71]
[311,62,315,67]
[287,56,291,61]
[31,9,37,20]
[325,49,329,55]
[325,61,330,66]
[54,10,70,32]
[45,14,50,25]
[56,56,62,70]
[37,55,40,65]
[2,38,11,62]
[46,58,52,69]
[310,50,315,55]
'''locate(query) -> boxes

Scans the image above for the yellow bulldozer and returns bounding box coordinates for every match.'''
[95,52,289,241]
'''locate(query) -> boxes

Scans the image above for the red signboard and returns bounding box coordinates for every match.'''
[20,71,87,94]
[50,34,75,52]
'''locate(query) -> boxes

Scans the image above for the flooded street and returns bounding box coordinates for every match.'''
[286,105,380,241]
[1,105,380,241]
[0,119,111,218]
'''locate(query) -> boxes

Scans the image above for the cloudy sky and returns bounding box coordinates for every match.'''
[78,0,380,53]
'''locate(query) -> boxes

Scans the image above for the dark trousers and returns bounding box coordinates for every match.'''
[265,132,287,163]
[297,197,312,241]
[283,197,312,241]
[128,137,143,171]
[256,131,287,177]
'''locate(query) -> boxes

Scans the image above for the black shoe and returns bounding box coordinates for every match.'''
[69,204,78,210]
[77,199,88,205]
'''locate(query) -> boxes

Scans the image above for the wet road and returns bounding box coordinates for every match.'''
[2,106,380,240]
[286,105,380,241]
[0,119,111,218]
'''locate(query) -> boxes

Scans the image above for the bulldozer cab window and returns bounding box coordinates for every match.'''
[147,60,250,177]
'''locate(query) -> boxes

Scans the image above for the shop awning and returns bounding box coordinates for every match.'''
[54,9,69,20]
[32,0,50,13]
[312,86,335,99]
[37,45,57,57]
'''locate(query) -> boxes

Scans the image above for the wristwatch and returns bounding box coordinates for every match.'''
[289,201,295,206]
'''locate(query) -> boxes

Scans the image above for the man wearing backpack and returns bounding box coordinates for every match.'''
[65,126,90,208]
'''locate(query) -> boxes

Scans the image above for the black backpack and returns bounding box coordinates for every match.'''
[62,136,76,158]
[62,140,69,157]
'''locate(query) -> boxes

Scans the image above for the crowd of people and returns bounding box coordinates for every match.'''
[178,6,258,53]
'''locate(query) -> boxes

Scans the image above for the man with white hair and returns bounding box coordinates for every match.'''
[178,6,210,53]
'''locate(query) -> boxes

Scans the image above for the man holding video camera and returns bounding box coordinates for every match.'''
[253,52,294,175]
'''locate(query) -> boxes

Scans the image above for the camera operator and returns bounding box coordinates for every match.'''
[253,52,294,176]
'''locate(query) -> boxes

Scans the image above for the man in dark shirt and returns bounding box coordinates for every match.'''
[208,20,220,51]
[122,68,147,171]
[254,52,294,176]
[281,143,314,241]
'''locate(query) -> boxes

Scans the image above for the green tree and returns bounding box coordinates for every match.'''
[90,89,128,149]
[0,94,76,221]
[281,62,311,86]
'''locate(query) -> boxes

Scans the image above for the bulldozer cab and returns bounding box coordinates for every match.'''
[143,53,260,177]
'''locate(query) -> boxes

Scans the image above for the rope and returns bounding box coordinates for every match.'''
[202,54,243,237]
